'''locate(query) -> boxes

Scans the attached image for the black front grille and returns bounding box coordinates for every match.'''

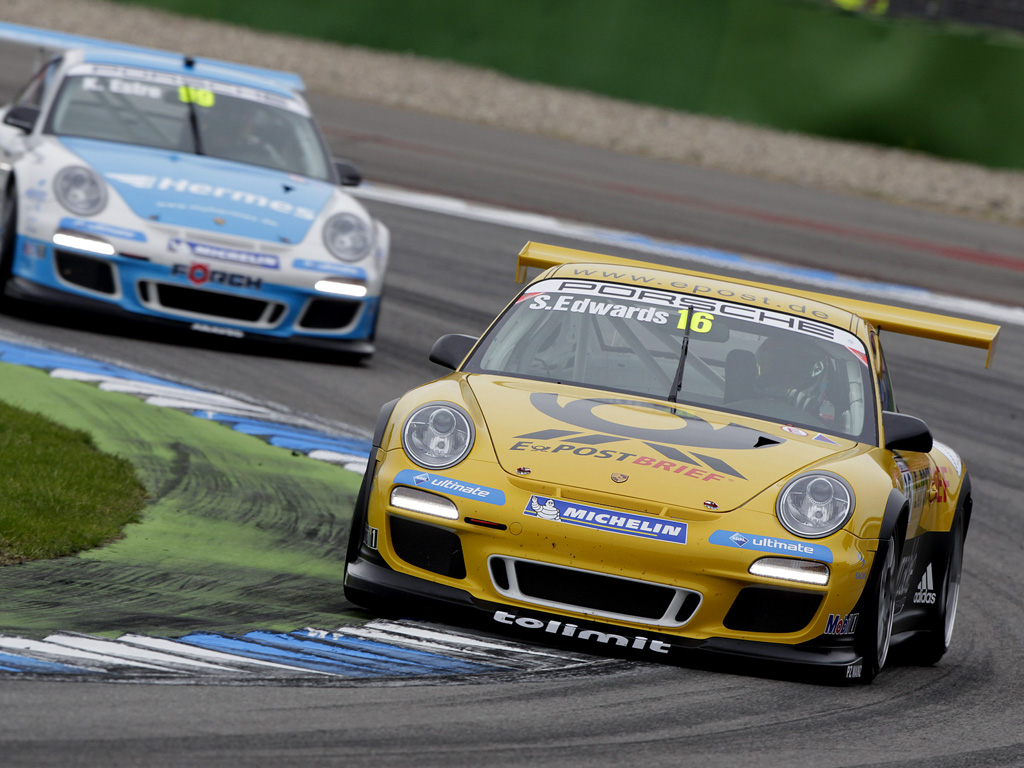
[389,515,466,579]
[155,283,269,322]
[490,558,510,591]
[514,561,685,621]
[55,250,115,294]
[300,298,360,329]
[723,586,823,633]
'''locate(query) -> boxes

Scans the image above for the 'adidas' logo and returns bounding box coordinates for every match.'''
[913,563,937,604]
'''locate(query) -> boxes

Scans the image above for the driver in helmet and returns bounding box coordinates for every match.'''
[754,334,831,416]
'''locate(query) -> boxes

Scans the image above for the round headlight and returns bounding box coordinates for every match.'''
[54,166,107,216]
[776,472,855,539]
[402,402,474,470]
[322,213,373,262]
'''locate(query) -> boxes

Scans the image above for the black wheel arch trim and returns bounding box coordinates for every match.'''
[344,398,399,565]
[956,472,973,539]
[878,487,910,543]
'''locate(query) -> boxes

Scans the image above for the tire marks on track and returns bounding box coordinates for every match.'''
[0,336,372,471]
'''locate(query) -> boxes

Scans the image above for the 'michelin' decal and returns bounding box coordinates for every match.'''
[524,495,687,544]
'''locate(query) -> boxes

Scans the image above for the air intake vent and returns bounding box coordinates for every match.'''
[723,585,822,633]
[151,283,272,323]
[489,556,701,627]
[299,298,360,330]
[389,516,466,579]
[55,250,116,294]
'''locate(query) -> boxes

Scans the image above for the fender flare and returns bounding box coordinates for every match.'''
[878,487,909,543]
[345,397,399,565]
[956,472,973,539]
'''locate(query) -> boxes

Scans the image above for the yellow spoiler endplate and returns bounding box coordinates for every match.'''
[516,242,1000,367]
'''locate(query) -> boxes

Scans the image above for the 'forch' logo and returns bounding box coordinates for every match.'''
[172,263,262,290]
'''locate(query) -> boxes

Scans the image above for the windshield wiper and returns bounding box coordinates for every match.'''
[667,312,694,403]
[183,57,204,155]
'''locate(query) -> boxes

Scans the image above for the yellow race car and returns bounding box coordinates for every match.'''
[344,242,999,683]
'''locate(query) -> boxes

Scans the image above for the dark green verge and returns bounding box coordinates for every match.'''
[0,400,146,564]
[0,362,365,638]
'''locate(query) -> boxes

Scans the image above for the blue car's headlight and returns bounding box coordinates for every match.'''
[54,166,107,216]
[402,403,475,470]
[322,213,374,261]
[776,472,855,539]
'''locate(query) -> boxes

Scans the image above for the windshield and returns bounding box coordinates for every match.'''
[466,278,876,443]
[46,63,331,180]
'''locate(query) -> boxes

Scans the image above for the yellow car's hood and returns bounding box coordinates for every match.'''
[468,376,856,512]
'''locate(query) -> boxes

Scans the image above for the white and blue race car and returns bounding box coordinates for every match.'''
[0,23,388,360]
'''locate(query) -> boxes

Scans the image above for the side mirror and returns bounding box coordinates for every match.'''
[429,334,478,370]
[3,104,40,133]
[882,411,933,453]
[332,158,362,187]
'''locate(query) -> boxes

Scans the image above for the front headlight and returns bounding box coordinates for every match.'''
[54,166,107,216]
[776,472,854,539]
[322,213,374,262]
[402,402,475,470]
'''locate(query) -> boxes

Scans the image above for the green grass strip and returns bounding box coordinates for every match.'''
[0,362,366,638]
[0,400,146,564]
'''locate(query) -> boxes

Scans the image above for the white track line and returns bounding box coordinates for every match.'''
[351,182,1024,327]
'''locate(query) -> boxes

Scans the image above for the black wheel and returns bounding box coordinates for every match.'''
[0,185,17,286]
[903,513,964,666]
[857,534,898,683]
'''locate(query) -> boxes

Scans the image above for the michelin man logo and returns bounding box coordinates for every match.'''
[530,497,561,521]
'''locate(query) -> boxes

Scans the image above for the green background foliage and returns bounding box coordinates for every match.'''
[111,0,1024,169]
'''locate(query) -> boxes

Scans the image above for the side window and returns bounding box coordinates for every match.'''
[871,331,897,412]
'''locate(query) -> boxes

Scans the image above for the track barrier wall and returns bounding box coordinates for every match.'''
[115,0,1024,169]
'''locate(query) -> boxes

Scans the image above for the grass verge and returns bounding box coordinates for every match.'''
[0,361,364,637]
[0,400,147,564]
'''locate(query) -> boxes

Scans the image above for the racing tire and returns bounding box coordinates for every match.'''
[344,458,375,567]
[342,463,395,616]
[343,294,383,366]
[902,513,965,666]
[856,534,898,683]
[0,184,17,289]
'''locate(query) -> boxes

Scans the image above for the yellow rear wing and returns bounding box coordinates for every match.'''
[516,242,1000,368]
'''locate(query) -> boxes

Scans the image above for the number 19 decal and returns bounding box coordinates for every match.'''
[178,86,215,107]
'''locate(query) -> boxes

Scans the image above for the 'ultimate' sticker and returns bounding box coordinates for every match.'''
[709,530,833,562]
[394,470,505,505]
[523,495,687,544]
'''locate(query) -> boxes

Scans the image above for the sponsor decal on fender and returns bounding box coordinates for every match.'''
[394,469,505,505]
[709,530,833,563]
[523,495,687,544]
[293,259,367,278]
[60,217,146,242]
[493,610,672,654]
[823,613,859,636]
[914,563,937,604]
[933,440,963,477]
